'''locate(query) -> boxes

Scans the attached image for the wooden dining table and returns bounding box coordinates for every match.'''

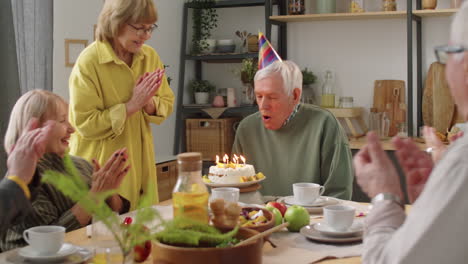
[0,199,364,264]
[62,199,362,264]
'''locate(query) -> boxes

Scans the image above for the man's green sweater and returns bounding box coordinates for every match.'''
[232,104,353,199]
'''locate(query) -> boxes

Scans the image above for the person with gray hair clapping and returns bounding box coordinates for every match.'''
[354,3,468,263]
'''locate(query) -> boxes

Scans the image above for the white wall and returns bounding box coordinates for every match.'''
[53,0,183,158]
[53,0,454,158]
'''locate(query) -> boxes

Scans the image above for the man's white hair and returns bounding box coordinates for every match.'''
[451,1,468,61]
[254,60,302,96]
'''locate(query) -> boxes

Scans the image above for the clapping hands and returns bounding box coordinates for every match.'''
[126,69,165,117]
[90,148,130,193]
[8,119,56,184]
[353,132,404,200]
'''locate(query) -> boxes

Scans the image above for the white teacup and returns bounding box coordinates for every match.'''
[293,183,325,205]
[323,205,355,231]
[23,225,65,255]
[210,187,240,203]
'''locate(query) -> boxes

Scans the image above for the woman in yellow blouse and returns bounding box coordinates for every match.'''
[68,0,174,209]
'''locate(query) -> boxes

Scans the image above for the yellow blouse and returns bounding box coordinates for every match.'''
[68,40,174,209]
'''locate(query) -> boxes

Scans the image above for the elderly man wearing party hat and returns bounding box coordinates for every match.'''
[232,33,353,199]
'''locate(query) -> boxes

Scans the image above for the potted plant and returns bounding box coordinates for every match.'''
[189,0,218,55]
[301,68,318,104]
[189,79,216,104]
[302,67,317,88]
[239,58,257,104]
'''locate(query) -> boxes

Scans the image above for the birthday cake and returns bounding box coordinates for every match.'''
[206,154,263,184]
[208,163,256,184]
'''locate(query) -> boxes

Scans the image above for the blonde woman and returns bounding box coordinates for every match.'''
[68,0,174,209]
[1,90,130,251]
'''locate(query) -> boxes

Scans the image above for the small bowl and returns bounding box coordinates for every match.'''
[216,44,236,53]
[217,39,234,46]
[240,207,275,233]
[153,227,262,264]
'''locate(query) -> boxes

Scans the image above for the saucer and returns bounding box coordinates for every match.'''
[204,177,266,188]
[277,196,340,214]
[300,225,362,244]
[283,196,326,207]
[313,221,364,238]
[19,243,77,262]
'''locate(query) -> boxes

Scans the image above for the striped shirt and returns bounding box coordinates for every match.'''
[0,153,129,251]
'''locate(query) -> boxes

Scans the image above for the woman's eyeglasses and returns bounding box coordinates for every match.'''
[127,23,158,36]
[434,45,466,64]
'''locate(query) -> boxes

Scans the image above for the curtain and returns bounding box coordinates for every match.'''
[0,0,21,177]
[11,0,53,93]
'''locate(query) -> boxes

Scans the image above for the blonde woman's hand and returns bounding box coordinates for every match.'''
[126,69,164,117]
[8,119,56,184]
[90,148,130,193]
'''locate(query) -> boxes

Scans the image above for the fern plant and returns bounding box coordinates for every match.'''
[41,154,239,262]
[41,154,164,259]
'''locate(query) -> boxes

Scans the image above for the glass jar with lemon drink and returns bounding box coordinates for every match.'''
[172,152,209,223]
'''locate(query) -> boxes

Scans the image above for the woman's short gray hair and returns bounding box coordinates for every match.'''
[254,60,302,96]
[96,0,158,42]
[4,90,66,154]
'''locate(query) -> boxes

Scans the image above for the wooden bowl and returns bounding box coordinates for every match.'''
[153,227,262,264]
[241,207,275,233]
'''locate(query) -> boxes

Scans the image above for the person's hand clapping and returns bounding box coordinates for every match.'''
[8,119,56,184]
[90,148,130,193]
[353,131,403,200]
[126,69,165,117]
[393,136,433,203]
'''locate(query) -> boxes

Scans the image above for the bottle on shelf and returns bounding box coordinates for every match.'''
[316,0,336,14]
[338,96,354,108]
[320,70,336,108]
[288,0,305,15]
[350,0,365,12]
[382,0,397,11]
[172,152,209,223]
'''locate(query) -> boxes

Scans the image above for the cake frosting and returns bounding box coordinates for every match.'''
[208,163,256,184]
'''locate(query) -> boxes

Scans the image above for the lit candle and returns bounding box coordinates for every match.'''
[240,155,246,165]
[223,154,229,164]
[233,154,239,166]
[216,155,219,164]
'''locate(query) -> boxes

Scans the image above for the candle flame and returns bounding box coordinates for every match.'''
[240,155,246,164]
[223,154,229,164]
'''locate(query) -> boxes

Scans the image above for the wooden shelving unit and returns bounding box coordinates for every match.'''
[270,8,458,23]
[413,8,457,17]
[269,4,460,136]
[270,11,407,22]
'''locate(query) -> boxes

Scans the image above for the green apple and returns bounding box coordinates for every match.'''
[266,206,283,226]
[284,205,310,232]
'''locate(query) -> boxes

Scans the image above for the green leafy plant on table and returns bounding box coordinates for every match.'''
[41,154,239,263]
[301,67,317,86]
[189,0,218,55]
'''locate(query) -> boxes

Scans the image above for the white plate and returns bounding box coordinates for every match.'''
[19,243,77,262]
[300,225,362,244]
[283,196,326,207]
[204,177,266,188]
[314,221,364,238]
[277,196,340,214]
